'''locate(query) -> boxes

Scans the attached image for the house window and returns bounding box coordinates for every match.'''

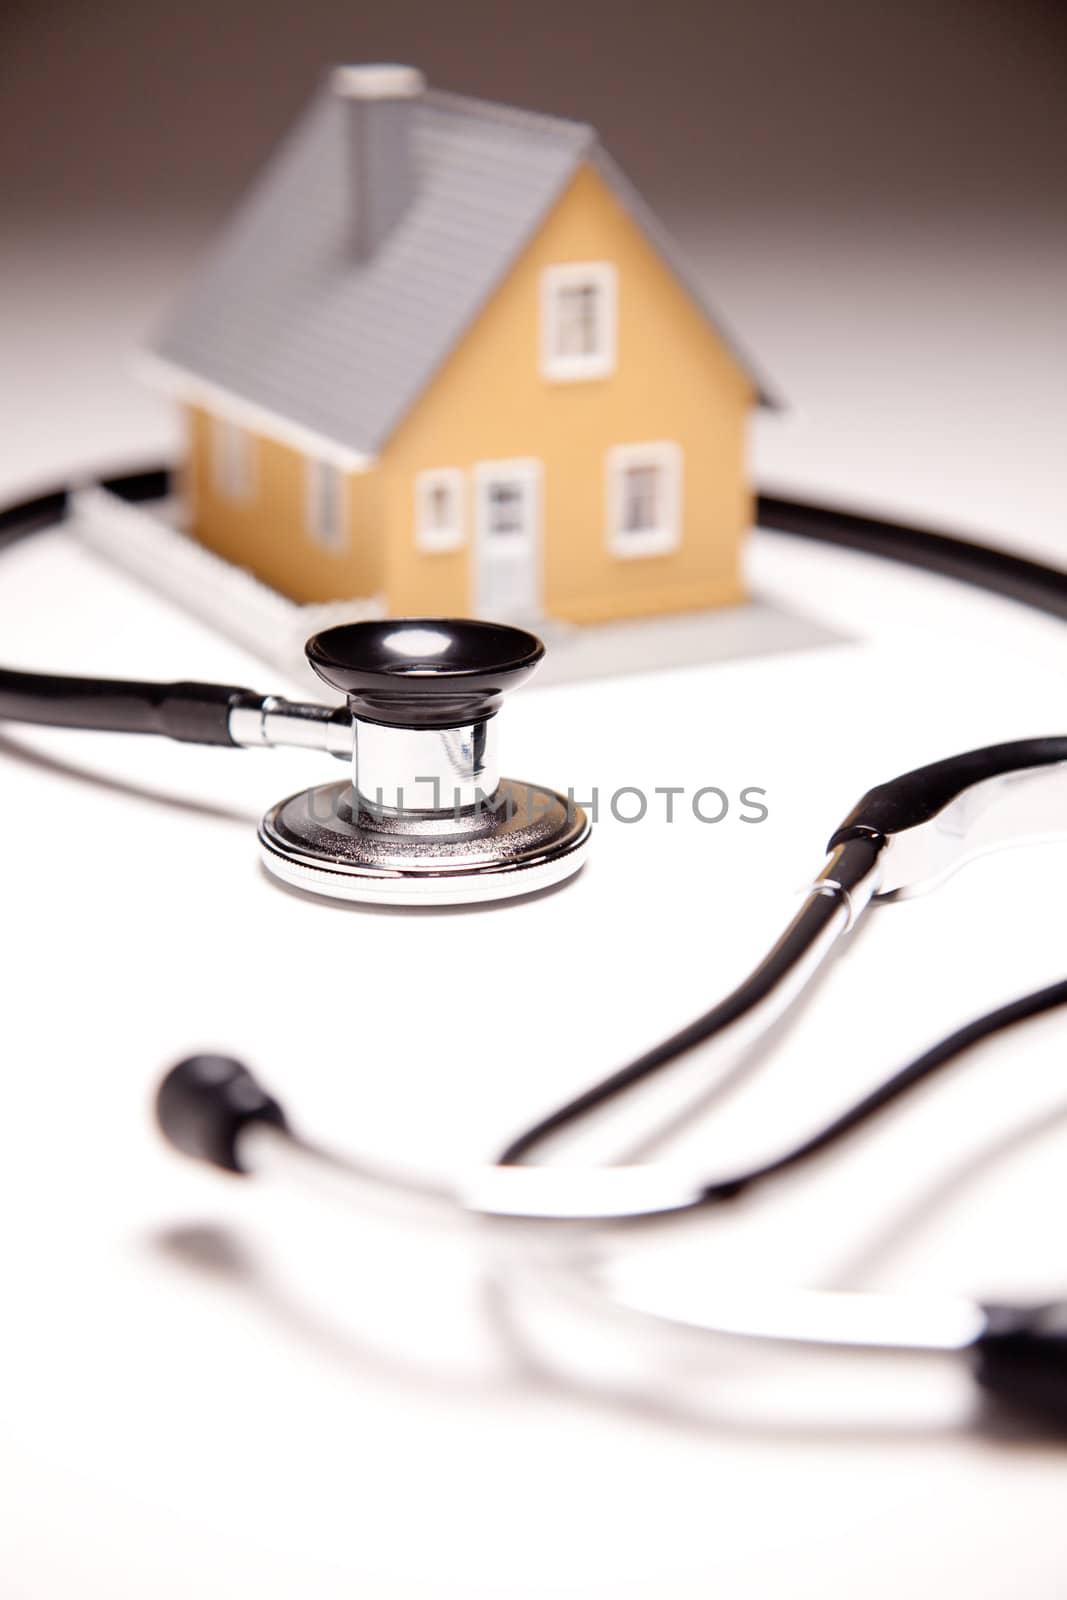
[556,284,599,357]
[415,468,464,552]
[306,458,348,549]
[540,262,617,381]
[606,442,683,558]
[211,418,255,501]
[486,481,525,536]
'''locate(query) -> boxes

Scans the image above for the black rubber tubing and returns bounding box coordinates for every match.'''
[3,466,1067,1182]
[0,468,253,745]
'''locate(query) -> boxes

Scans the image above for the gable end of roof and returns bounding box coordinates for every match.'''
[143,73,778,463]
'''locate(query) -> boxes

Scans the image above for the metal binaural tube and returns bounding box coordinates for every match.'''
[234,1118,710,1230]
[233,1121,992,1363]
[498,835,886,1168]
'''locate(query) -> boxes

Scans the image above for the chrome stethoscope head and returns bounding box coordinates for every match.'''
[0,609,591,907]
[254,618,591,906]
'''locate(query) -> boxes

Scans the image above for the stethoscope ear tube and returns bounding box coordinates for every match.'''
[757,494,1067,621]
[162,970,1067,1214]
[829,738,1067,845]
[8,466,1067,1431]
[155,1055,1067,1431]
[157,971,1067,1228]
[0,667,256,744]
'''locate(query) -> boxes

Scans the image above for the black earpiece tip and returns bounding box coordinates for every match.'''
[155,1055,288,1173]
[976,1302,1067,1430]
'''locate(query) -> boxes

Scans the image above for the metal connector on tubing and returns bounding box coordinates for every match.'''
[808,838,884,929]
[228,695,353,759]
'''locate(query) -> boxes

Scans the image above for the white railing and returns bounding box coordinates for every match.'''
[73,486,384,682]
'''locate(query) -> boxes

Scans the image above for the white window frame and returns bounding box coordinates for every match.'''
[606,441,683,559]
[304,458,349,551]
[540,261,617,382]
[415,468,465,553]
[210,417,255,501]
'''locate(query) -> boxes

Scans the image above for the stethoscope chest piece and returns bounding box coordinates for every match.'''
[257,619,590,906]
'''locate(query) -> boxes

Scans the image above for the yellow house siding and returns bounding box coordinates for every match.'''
[377,161,754,622]
[380,466,471,617]
[185,406,384,604]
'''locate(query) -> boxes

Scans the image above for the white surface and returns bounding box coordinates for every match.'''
[2,522,1067,1596]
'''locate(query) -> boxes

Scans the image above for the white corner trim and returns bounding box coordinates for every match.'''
[606,440,683,560]
[135,351,375,473]
[414,467,465,553]
[540,261,618,383]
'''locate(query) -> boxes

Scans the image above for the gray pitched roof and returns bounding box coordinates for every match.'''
[146,80,773,462]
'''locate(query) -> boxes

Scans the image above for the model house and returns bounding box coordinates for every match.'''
[142,65,773,624]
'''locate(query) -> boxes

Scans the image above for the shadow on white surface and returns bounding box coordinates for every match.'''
[826,1101,1067,1294]
[146,1089,1067,1457]
[0,728,259,826]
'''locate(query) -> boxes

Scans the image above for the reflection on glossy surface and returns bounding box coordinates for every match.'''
[380,626,455,665]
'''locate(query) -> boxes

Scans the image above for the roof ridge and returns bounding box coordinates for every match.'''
[146,72,775,462]
[423,87,596,147]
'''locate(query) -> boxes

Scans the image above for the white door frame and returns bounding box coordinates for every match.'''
[472,458,543,620]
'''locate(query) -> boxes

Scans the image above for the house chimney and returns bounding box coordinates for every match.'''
[332,63,425,261]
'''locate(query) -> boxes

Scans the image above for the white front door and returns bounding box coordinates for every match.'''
[473,458,542,621]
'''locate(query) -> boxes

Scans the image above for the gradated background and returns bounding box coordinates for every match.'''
[2,0,1065,559]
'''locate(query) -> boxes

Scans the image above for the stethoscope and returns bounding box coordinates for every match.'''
[5,467,1067,1428]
